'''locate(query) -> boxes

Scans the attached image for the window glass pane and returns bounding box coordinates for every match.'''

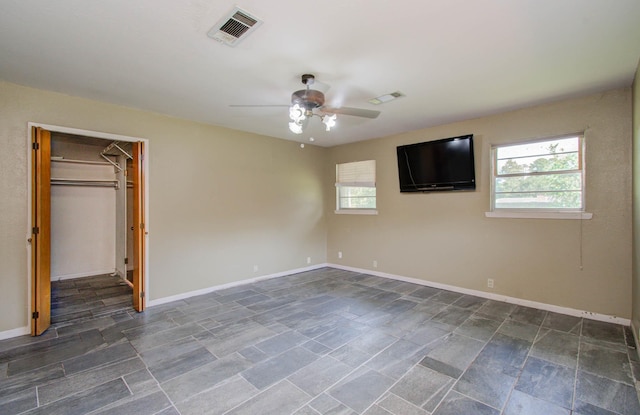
[339,186,376,209]
[495,191,582,209]
[495,172,582,209]
[495,172,582,193]
[496,137,579,160]
[496,151,578,175]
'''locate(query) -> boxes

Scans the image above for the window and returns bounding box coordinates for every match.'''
[491,134,585,213]
[335,160,377,214]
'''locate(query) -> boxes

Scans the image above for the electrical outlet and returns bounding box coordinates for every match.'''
[307,257,311,264]
[253,265,258,273]
[487,278,494,288]
[373,260,378,268]
[338,251,342,259]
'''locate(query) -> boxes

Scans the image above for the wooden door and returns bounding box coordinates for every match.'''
[31,127,51,335]
[132,141,146,311]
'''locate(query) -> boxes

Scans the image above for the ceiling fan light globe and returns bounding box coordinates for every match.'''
[289,104,306,122]
[323,114,337,131]
[289,121,303,134]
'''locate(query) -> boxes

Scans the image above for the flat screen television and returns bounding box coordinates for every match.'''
[397,134,476,192]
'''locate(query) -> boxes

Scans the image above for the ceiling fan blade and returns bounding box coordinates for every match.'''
[322,106,381,119]
[229,104,289,108]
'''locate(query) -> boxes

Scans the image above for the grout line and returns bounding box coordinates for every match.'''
[35,385,40,408]
[572,327,582,413]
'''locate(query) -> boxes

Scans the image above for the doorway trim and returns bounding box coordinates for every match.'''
[26,122,150,331]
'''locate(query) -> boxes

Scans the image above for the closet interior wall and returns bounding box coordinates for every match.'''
[50,133,130,282]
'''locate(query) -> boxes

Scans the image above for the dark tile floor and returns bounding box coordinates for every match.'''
[51,273,133,327]
[1,268,639,414]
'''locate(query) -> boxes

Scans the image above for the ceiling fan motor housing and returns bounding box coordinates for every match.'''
[292,89,325,110]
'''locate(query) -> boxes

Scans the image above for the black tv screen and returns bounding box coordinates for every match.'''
[397,134,476,192]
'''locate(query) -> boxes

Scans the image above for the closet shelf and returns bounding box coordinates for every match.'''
[51,158,111,166]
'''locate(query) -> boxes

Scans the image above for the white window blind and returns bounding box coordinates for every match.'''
[336,160,376,188]
[335,160,377,212]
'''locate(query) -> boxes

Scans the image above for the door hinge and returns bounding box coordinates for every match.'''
[32,142,39,150]
[32,226,39,235]
[140,292,145,299]
[32,311,39,319]
[124,257,128,265]
[140,223,145,230]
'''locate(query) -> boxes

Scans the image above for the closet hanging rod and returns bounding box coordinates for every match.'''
[51,178,119,188]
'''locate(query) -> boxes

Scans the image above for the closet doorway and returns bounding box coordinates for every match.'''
[30,126,147,336]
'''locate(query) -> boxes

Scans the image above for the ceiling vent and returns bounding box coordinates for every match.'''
[207,7,262,47]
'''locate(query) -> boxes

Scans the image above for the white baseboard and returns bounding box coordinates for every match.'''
[0,326,29,341]
[632,321,640,360]
[328,263,631,326]
[147,264,329,307]
[51,269,117,281]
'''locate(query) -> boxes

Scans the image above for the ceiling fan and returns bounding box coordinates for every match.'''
[230,74,381,134]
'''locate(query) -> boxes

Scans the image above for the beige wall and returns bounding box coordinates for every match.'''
[327,88,633,318]
[0,80,634,335]
[0,81,327,333]
[632,62,640,337]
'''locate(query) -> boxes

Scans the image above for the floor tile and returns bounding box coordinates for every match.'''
[377,393,430,415]
[582,319,626,346]
[454,360,517,409]
[38,357,146,405]
[509,305,547,326]
[161,352,253,403]
[575,370,640,415]
[0,388,37,414]
[451,294,487,311]
[254,330,309,356]
[475,300,517,321]
[454,315,501,342]
[432,390,499,415]
[514,356,575,408]
[541,312,582,334]
[579,342,634,384]
[328,368,394,413]
[309,393,357,414]
[503,390,570,415]
[497,320,540,342]
[25,378,130,415]
[430,305,473,327]
[421,333,486,375]
[62,341,137,375]
[226,380,311,415]
[390,365,453,407]
[241,346,318,389]
[530,329,579,368]
[288,355,353,396]
[91,390,173,415]
[365,339,426,379]
[175,375,258,415]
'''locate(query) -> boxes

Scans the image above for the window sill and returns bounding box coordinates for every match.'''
[485,211,593,220]
[335,209,378,215]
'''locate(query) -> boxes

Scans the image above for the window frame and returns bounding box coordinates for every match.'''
[488,133,592,219]
[335,160,378,215]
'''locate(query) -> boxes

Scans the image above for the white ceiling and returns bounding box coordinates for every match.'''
[1,1,639,147]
